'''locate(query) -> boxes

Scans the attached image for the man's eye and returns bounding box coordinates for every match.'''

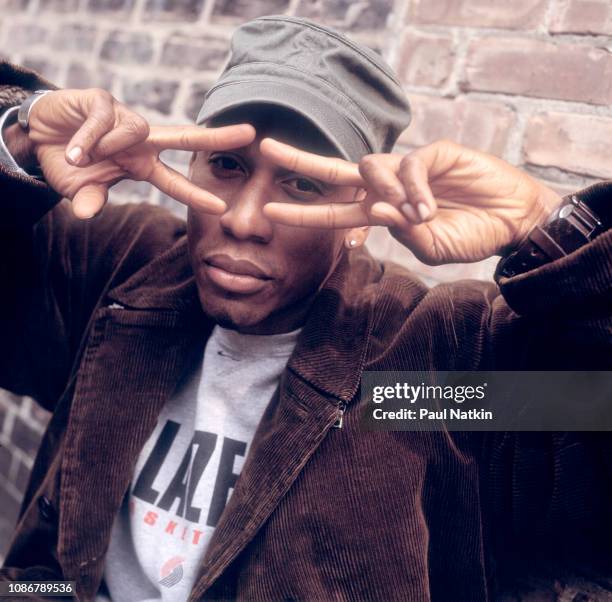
[209,155,243,173]
[286,177,322,195]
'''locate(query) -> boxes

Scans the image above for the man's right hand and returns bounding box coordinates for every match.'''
[4,88,255,218]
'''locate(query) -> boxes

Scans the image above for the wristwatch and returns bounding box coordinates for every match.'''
[495,190,610,281]
[0,90,51,179]
[0,106,27,175]
[17,90,52,131]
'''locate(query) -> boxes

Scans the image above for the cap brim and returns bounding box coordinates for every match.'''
[196,80,370,163]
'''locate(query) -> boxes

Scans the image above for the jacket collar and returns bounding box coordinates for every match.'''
[106,236,205,317]
[106,235,382,403]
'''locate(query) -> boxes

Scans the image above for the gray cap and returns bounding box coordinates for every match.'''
[196,16,411,163]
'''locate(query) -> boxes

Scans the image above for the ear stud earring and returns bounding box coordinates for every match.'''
[349,239,358,247]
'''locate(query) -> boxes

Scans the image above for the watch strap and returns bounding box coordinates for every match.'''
[0,106,29,176]
[17,90,52,131]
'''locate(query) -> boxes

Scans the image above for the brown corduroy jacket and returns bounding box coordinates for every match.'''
[1,62,612,602]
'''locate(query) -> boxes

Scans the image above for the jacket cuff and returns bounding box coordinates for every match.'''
[497,184,611,316]
[0,60,60,228]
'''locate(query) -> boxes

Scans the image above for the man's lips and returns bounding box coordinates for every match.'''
[203,253,273,294]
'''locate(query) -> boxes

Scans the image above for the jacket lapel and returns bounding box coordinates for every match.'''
[188,371,341,600]
[189,249,380,600]
[58,239,214,597]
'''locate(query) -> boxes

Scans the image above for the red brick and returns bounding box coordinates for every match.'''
[86,0,132,11]
[550,0,612,35]
[14,457,31,494]
[296,0,393,30]
[407,0,547,29]
[0,445,11,478]
[121,78,179,115]
[0,489,20,530]
[523,112,612,179]
[160,35,228,72]
[9,24,48,50]
[65,62,114,91]
[464,37,612,105]
[397,31,455,89]
[51,24,96,53]
[214,0,291,21]
[398,94,515,156]
[143,0,203,21]
[0,404,6,435]
[11,416,42,457]
[100,30,153,65]
[1,515,19,559]
[40,0,78,9]
[0,0,29,11]
[185,81,213,121]
[20,57,60,82]
[29,403,51,429]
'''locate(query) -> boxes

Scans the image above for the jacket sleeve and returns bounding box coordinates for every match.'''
[0,60,61,227]
[396,182,612,581]
[478,182,612,581]
[442,181,610,373]
[0,62,185,412]
[491,181,611,369]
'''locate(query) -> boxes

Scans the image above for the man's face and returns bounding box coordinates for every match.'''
[186,110,357,334]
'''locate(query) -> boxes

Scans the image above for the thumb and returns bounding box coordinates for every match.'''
[71,183,109,219]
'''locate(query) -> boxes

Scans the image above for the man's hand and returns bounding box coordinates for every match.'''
[259,138,562,265]
[9,88,256,218]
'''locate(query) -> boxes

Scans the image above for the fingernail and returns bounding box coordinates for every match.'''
[67,146,83,165]
[401,203,419,223]
[417,203,430,221]
[72,203,93,219]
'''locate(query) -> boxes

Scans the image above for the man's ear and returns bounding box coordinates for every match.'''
[344,225,370,250]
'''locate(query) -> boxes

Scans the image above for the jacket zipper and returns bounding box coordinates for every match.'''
[333,401,346,429]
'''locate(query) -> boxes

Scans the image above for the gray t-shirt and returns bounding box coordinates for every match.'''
[97,325,300,601]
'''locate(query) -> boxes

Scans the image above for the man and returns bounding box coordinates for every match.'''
[0,15,610,602]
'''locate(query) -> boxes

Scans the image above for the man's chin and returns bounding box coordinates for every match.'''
[199,296,271,332]
[212,314,242,331]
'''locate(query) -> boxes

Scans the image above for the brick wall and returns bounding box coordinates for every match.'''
[1,0,611,577]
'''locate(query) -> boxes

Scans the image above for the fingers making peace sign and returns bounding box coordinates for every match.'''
[259,138,560,265]
[23,88,559,264]
[27,89,256,218]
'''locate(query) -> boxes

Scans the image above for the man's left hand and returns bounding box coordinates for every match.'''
[259,138,562,265]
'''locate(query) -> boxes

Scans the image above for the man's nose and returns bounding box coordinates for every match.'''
[219,183,274,243]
